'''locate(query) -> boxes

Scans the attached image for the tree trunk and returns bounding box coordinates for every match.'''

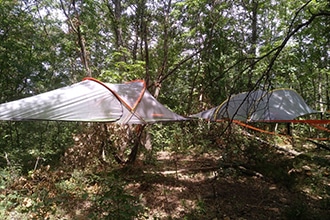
[60,0,91,77]
[126,125,145,164]
[247,0,258,88]
[76,25,91,77]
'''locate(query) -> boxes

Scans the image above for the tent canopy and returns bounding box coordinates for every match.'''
[192,89,318,122]
[0,78,186,124]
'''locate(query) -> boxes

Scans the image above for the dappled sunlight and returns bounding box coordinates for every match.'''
[2,122,330,219]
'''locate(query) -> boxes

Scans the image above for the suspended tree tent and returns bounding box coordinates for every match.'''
[191,89,330,136]
[0,78,186,124]
[192,88,330,152]
[192,89,319,123]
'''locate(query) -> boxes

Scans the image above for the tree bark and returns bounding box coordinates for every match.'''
[60,0,91,77]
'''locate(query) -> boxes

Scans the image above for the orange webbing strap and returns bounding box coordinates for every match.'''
[232,120,279,135]
[256,119,330,124]
[231,120,330,141]
[213,119,278,135]
[308,123,330,133]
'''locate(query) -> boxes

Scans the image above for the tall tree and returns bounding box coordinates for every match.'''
[60,0,92,77]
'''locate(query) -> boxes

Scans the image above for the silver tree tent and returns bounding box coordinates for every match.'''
[0,78,186,124]
[191,89,318,123]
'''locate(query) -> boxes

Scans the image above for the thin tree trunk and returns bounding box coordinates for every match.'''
[143,15,150,85]
[154,0,171,97]
[106,0,126,62]
[326,73,329,111]
[77,25,91,77]
[318,73,324,112]
[60,0,91,77]
[127,125,145,164]
[247,0,258,88]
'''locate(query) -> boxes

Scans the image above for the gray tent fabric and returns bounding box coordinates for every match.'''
[0,78,186,124]
[105,79,187,124]
[192,89,317,122]
[249,89,317,122]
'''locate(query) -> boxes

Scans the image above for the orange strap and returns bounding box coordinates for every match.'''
[230,120,330,141]
[232,120,278,135]
[308,123,330,133]
[252,119,330,124]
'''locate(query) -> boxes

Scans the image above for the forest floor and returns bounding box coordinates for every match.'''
[123,149,330,219]
[2,126,330,219]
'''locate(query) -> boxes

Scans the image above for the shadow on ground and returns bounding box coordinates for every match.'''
[119,150,330,220]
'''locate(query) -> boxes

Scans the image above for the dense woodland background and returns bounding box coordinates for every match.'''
[0,0,330,219]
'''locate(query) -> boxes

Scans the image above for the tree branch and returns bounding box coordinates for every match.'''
[158,49,203,85]
[216,8,329,137]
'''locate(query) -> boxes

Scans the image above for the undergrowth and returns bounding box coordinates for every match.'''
[0,122,329,219]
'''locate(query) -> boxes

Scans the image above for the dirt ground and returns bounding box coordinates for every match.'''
[4,125,329,220]
[121,149,330,220]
